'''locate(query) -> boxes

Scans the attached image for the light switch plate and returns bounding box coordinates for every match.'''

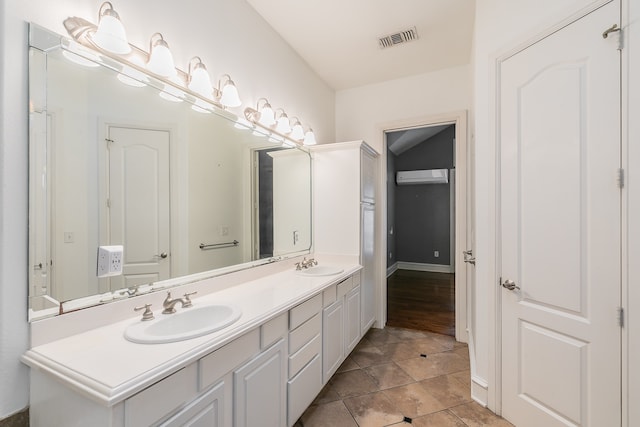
[97,245,123,277]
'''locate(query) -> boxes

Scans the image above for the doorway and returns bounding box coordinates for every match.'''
[386,124,457,336]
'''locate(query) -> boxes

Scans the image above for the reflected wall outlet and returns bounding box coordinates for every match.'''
[97,245,123,277]
[434,250,440,258]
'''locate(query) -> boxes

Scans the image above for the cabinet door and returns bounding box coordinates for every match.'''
[360,203,376,333]
[360,148,376,203]
[234,339,286,427]
[160,381,225,427]
[345,284,361,354]
[322,299,344,383]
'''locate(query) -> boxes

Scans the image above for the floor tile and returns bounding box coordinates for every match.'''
[411,410,467,427]
[450,369,472,387]
[419,374,472,407]
[364,362,414,390]
[330,368,378,398]
[350,344,394,368]
[337,356,361,373]
[396,351,469,381]
[382,382,447,418]
[312,382,341,405]
[298,400,358,427]
[343,391,405,427]
[365,327,405,346]
[449,402,515,427]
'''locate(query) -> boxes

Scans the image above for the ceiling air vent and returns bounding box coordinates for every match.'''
[378,26,418,49]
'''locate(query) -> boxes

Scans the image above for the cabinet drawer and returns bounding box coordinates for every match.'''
[199,329,260,391]
[125,364,198,427]
[262,313,287,349]
[288,355,322,426]
[337,276,353,299]
[289,333,321,378]
[289,313,321,354]
[289,294,322,330]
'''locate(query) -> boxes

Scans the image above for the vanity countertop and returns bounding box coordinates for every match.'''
[22,262,361,406]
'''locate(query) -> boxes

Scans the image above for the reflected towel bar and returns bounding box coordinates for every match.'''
[199,240,239,250]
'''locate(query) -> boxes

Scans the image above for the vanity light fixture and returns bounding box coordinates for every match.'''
[275,109,292,134]
[256,98,276,127]
[117,56,148,87]
[147,33,177,78]
[159,75,186,102]
[217,74,242,108]
[187,57,213,98]
[290,117,305,141]
[90,2,131,54]
[303,128,317,146]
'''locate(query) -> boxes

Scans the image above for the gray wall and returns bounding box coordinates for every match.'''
[394,125,454,266]
[387,151,397,269]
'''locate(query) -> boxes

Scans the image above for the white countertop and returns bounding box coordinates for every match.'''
[22,262,361,406]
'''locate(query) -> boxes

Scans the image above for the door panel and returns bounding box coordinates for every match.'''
[107,126,171,290]
[500,3,621,426]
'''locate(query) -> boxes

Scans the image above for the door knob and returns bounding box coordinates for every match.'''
[155,252,168,259]
[502,279,520,291]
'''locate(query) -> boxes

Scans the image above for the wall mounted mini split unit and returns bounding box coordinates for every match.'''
[396,169,449,185]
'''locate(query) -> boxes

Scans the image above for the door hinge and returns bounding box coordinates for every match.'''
[106,198,111,208]
[618,307,624,327]
[617,168,625,189]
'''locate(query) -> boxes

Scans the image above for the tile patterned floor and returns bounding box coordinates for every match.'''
[295,327,514,427]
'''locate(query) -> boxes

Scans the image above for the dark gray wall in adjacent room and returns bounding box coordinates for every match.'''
[394,125,454,266]
[387,150,397,269]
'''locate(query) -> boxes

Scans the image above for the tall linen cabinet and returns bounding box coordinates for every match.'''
[312,141,378,334]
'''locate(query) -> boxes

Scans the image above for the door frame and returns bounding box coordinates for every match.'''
[376,110,469,343]
[489,0,623,416]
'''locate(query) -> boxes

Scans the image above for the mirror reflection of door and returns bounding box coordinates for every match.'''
[104,125,171,292]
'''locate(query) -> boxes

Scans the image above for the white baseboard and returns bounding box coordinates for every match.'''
[396,261,454,274]
[471,375,489,407]
[386,262,398,278]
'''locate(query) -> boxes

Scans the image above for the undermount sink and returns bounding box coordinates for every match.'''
[124,304,242,344]
[296,265,344,276]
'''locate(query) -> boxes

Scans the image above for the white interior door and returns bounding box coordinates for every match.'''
[500,3,621,426]
[107,125,171,290]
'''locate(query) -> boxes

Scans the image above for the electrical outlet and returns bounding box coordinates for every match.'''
[97,245,124,277]
[434,250,440,258]
[293,230,299,245]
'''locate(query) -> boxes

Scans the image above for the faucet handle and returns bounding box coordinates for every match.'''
[183,291,197,308]
[134,303,154,321]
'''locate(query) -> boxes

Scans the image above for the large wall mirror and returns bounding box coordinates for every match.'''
[28,25,312,320]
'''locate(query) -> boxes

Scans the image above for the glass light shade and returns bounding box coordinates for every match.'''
[220,82,242,108]
[147,36,177,77]
[276,115,292,134]
[258,103,276,127]
[92,6,131,54]
[303,129,317,146]
[290,121,305,140]
[188,64,213,98]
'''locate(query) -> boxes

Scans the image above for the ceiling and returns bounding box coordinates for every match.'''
[387,124,450,156]
[246,0,476,90]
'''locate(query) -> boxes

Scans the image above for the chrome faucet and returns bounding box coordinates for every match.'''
[295,257,318,270]
[162,292,186,314]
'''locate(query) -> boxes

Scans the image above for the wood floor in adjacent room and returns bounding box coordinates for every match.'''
[386,270,455,336]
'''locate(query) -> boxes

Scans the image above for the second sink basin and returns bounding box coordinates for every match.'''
[125,304,242,344]
[296,265,344,276]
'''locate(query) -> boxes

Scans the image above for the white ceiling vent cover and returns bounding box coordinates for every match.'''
[378,26,419,49]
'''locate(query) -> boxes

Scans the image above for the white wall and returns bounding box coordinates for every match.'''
[0,0,334,419]
[335,65,472,153]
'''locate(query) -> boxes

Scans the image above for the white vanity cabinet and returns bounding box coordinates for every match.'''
[312,141,378,335]
[321,275,362,383]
